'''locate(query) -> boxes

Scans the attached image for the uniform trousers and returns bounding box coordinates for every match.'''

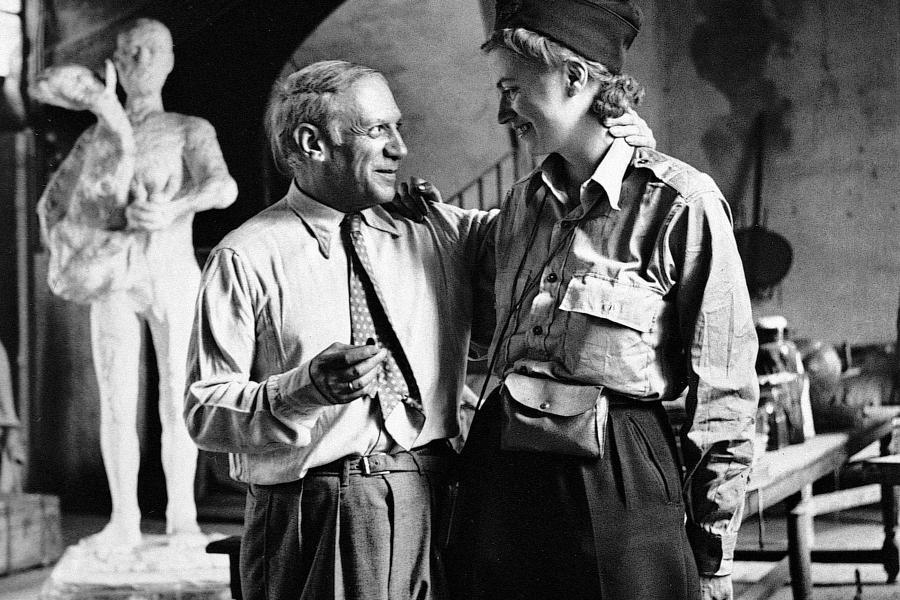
[447,386,701,600]
[240,445,453,600]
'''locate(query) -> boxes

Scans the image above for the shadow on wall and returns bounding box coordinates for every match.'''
[689,0,800,228]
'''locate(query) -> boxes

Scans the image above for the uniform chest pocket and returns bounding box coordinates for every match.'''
[557,275,664,395]
[559,274,660,332]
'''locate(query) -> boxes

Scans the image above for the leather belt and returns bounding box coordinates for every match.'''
[308,441,454,478]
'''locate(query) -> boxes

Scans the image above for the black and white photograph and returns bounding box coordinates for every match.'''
[0,1,897,599]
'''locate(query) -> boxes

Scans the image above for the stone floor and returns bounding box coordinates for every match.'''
[2,505,900,599]
[734,503,900,599]
[0,514,242,600]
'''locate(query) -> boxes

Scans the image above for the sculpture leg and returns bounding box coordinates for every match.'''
[149,267,201,537]
[87,297,144,547]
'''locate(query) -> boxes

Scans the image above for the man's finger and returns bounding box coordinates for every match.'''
[411,178,442,204]
[330,372,382,403]
[606,124,642,137]
[626,134,655,147]
[335,347,388,381]
[318,343,382,370]
[341,344,386,365]
[339,362,383,395]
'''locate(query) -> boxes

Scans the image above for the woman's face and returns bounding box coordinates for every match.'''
[491,48,579,156]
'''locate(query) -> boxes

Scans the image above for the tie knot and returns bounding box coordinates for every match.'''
[343,212,362,234]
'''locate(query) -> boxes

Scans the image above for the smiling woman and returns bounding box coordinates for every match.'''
[446,2,759,600]
[488,27,644,161]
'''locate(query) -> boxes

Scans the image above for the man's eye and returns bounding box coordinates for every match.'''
[500,88,518,100]
[367,125,386,138]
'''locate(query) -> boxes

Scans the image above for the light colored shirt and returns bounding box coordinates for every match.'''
[491,143,759,576]
[185,182,495,484]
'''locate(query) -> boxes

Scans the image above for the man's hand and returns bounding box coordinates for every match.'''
[604,108,656,150]
[309,342,388,404]
[385,177,442,223]
[700,574,733,600]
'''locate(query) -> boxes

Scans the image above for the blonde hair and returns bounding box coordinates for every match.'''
[483,28,644,120]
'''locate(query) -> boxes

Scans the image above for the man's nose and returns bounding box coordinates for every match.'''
[385,128,407,159]
[497,95,515,125]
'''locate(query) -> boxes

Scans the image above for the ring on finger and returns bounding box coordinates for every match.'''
[347,380,356,392]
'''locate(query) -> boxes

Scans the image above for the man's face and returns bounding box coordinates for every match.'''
[114,26,174,96]
[323,75,408,211]
[492,49,576,156]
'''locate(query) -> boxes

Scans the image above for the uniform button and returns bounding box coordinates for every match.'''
[539,402,550,410]
[532,325,543,335]
[546,272,558,283]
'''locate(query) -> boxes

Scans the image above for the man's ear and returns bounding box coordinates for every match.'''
[294,123,327,161]
[564,60,589,97]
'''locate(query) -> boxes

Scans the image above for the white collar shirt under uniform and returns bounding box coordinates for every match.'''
[491,141,759,576]
[185,182,496,484]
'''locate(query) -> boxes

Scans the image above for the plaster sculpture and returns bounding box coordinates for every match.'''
[31,18,237,548]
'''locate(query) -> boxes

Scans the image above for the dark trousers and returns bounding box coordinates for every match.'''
[240,450,452,600]
[447,387,701,600]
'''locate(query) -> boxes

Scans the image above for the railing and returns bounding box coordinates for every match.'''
[446,147,533,211]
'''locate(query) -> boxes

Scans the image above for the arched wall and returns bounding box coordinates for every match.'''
[277,0,508,203]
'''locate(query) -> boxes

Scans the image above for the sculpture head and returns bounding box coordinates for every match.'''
[113,18,174,97]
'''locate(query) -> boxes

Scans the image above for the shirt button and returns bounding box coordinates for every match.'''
[532,325,543,336]
[546,272,558,283]
[539,402,550,410]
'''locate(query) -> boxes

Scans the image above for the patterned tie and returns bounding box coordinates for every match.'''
[342,213,424,442]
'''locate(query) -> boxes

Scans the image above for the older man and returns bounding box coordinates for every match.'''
[184,60,496,600]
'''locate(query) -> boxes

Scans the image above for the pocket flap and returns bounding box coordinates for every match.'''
[504,373,602,416]
[558,275,660,332]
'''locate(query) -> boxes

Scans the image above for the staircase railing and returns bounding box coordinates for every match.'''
[446,146,533,211]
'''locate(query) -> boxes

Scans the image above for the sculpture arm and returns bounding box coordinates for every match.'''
[34,60,136,238]
[126,117,236,232]
[37,112,136,241]
[177,117,237,214]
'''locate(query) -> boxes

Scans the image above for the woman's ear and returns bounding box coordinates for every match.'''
[294,123,327,161]
[565,60,589,97]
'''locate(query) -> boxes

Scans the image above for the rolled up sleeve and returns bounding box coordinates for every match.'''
[673,193,759,576]
[184,248,328,454]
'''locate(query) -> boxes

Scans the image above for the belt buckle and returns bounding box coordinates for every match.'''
[360,453,389,476]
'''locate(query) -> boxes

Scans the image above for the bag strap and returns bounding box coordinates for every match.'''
[476,190,577,410]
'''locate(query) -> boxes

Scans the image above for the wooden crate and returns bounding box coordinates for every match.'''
[0,493,62,574]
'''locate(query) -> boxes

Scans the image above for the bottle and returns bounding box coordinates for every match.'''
[755,315,807,444]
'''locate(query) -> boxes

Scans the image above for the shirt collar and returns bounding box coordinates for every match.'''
[537,137,634,211]
[285,180,402,259]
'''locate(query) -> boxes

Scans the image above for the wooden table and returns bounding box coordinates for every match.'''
[736,407,900,600]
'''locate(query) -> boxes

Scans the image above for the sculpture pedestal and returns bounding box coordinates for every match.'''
[39,534,231,600]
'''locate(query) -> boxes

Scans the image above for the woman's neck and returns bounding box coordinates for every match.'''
[560,120,613,186]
